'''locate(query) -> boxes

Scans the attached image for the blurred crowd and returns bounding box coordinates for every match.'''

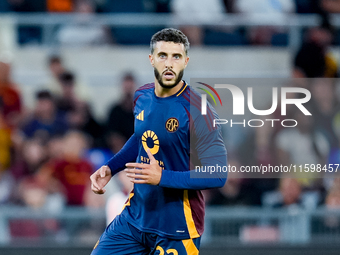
[1,0,340,46]
[0,53,138,239]
[0,53,138,209]
[205,18,340,212]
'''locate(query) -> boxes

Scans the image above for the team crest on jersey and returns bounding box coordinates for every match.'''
[165,118,179,132]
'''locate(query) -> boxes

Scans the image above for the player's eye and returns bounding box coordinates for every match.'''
[159,54,166,58]
[174,55,180,59]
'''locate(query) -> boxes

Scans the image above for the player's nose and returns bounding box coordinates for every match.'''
[165,58,173,69]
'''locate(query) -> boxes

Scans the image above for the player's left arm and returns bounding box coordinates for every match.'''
[125,127,228,190]
[125,101,227,189]
[125,149,226,189]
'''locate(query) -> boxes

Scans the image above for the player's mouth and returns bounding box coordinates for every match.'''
[163,70,175,80]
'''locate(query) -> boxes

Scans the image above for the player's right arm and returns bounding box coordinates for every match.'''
[90,133,139,194]
[90,165,112,194]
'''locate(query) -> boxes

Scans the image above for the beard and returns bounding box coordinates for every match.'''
[154,68,184,89]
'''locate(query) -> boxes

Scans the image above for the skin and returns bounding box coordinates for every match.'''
[150,41,189,97]
[91,40,189,194]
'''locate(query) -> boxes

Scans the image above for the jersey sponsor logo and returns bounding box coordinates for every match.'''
[142,130,159,155]
[165,118,179,132]
[136,110,144,121]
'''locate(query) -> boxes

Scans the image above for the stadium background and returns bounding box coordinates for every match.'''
[1,0,340,254]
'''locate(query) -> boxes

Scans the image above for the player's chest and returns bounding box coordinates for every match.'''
[134,100,189,147]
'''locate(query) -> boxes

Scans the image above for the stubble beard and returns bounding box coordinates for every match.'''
[154,68,184,89]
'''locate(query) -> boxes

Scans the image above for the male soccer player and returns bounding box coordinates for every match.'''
[90,28,227,255]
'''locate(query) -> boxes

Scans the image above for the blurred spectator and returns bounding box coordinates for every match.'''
[171,0,226,45]
[276,110,329,188]
[321,0,340,13]
[39,130,94,206]
[323,178,340,229]
[11,138,48,183]
[46,134,65,160]
[0,168,14,204]
[67,103,104,148]
[106,73,136,153]
[11,147,62,238]
[46,56,89,102]
[309,78,339,149]
[10,138,58,210]
[17,176,50,209]
[21,90,69,141]
[0,60,22,129]
[263,177,322,209]
[207,159,260,206]
[55,71,103,147]
[46,55,66,93]
[56,71,84,114]
[274,178,303,207]
[238,116,277,167]
[106,171,133,224]
[47,0,73,12]
[293,18,337,78]
[235,0,295,45]
[0,97,14,203]
[293,42,326,78]
[223,0,236,13]
[236,116,279,205]
[56,0,110,46]
[0,97,12,171]
[326,178,340,208]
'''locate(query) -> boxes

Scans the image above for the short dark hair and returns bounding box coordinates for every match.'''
[36,90,53,100]
[150,28,190,55]
[48,55,62,65]
[122,72,135,82]
[59,71,75,85]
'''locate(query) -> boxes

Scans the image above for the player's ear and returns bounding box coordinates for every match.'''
[184,56,189,68]
[149,54,154,67]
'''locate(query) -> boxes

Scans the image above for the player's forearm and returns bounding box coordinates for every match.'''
[106,134,139,176]
[158,154,227,189]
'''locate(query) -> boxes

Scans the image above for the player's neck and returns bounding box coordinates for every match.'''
[154,80,183,98]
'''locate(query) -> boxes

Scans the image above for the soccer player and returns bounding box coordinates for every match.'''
[90,28,227,255]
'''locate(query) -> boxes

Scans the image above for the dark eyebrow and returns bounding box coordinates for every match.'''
[157,52,183,57]
[157,52,167,56]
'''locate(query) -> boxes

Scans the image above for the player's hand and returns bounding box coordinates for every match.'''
[90,165,112,194]
[125,149,162,185]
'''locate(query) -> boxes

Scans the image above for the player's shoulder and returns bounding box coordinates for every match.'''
[181,83,220,131]
[134,83,155,105]
[179,84,206,114]
[135,83,155,94]
[178,83,201,105]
